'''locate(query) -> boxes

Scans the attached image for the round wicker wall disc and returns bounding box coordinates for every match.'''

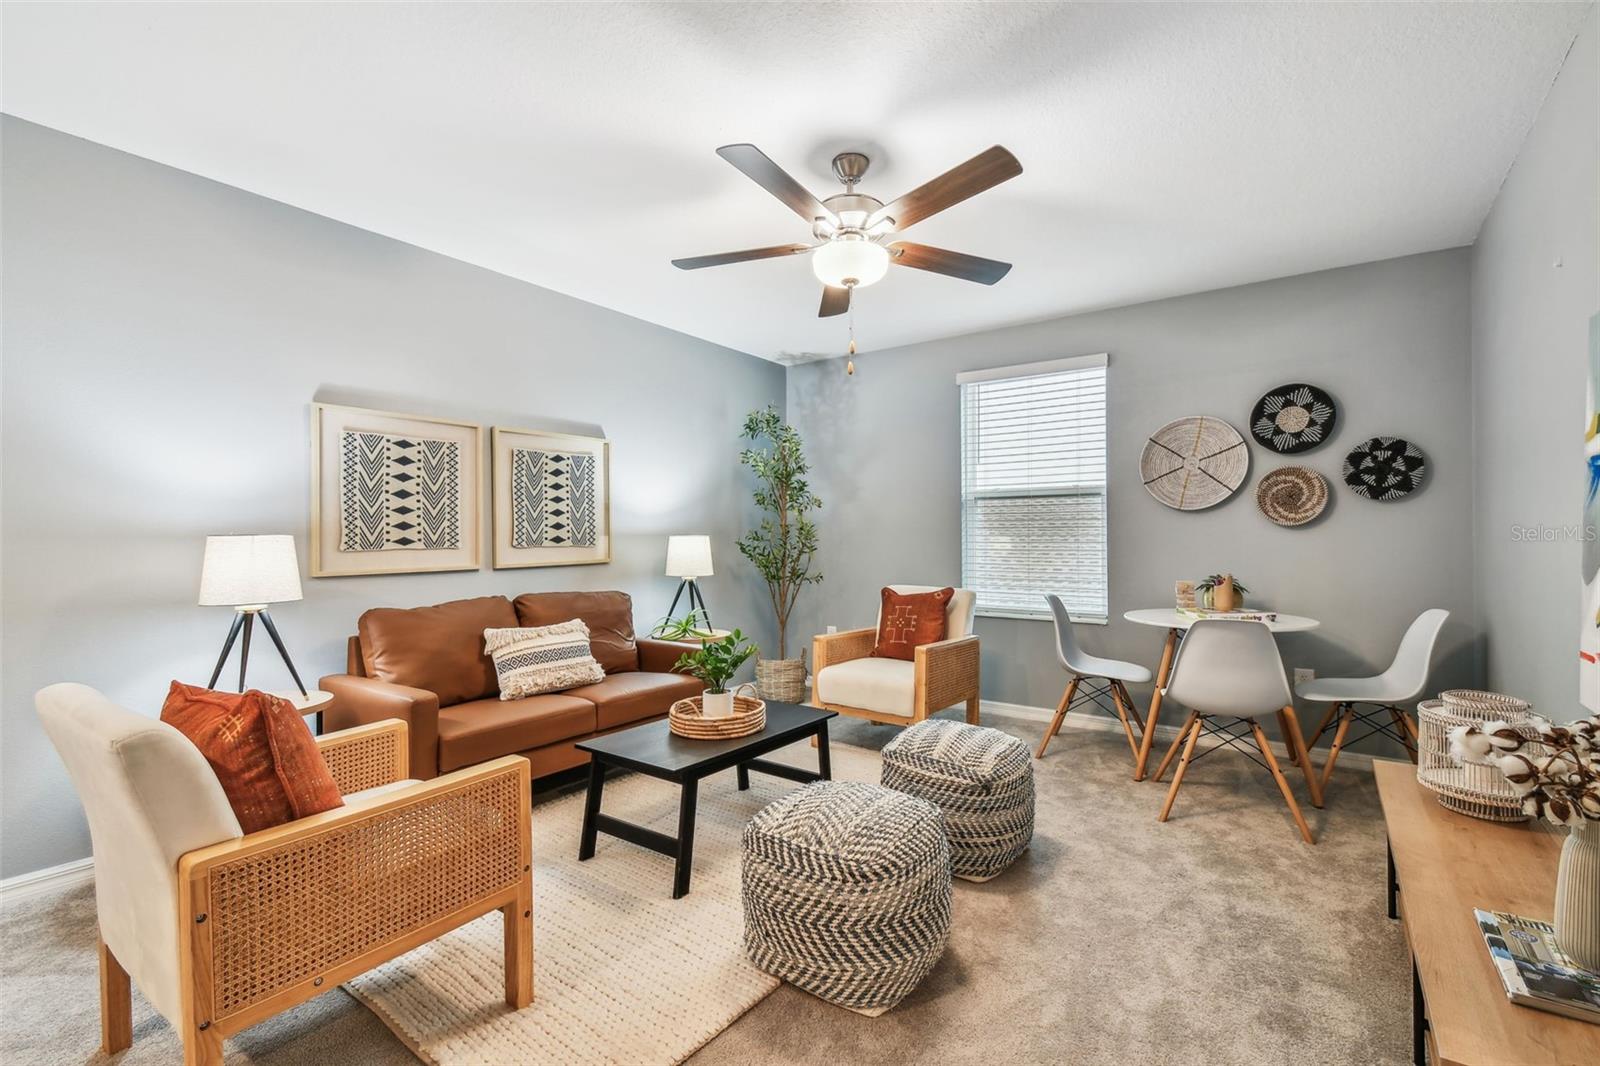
[1344,436,1426,501]
[1250,383,1338,453]
[1256,466,1329,526]
[1141,416,1249,510]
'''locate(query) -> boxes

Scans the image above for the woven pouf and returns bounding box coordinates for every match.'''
[742,780,952,1016]
[881,719,1034,882]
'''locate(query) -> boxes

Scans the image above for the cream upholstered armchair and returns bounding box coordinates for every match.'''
[811,585,981,728]
[36,683,533,1066]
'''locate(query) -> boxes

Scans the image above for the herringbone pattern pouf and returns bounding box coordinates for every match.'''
[882,719,1035,882]
[741,780,952,1016]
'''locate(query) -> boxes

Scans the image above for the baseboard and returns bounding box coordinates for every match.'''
[980,699,1386,770]
[0,856,94,905]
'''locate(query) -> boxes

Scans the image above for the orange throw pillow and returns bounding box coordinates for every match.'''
[160,682,343,833]
[872,587,955,661]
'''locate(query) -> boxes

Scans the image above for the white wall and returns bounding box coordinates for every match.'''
[0,118,786,878]
[787,249,1479,753]
[1471,5,1600,713]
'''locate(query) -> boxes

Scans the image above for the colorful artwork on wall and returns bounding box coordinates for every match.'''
[1582,314,1600,711]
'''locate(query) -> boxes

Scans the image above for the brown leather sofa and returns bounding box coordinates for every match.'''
[319,591,703,780]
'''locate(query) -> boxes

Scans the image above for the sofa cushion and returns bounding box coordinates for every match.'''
[437,693,597,773]
[872,586,954,661]
[816,658,917,718]
[514,591,639,673]
[565,671,704,731]
[359,595,517,707]
[484,620,605,698]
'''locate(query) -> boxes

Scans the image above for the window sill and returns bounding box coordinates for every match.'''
[976,609,1109,626]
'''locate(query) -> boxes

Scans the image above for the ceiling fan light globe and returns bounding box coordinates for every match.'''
[812,238,889,289]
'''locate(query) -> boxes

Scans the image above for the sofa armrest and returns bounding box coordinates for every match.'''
[915,635,980,712]
[319,675,441,780]
[315,719,409,793]
[637,638,704,674]
[177,756,531,1030]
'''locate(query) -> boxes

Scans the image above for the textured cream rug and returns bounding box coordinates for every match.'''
[346,741,877,1065]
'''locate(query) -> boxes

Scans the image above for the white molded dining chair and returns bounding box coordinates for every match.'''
[1036,594,1152,766]
[1297,608,1450,791]
[1152,620,1323,844]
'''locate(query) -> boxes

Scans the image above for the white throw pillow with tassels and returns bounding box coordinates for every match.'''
[484,619,605,699]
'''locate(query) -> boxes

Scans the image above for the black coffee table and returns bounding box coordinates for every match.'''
[575,701,836,898]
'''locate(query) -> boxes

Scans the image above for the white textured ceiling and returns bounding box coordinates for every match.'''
[1,2,1589,361]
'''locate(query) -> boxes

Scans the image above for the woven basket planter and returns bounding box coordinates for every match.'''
[755,657,807,703]
[1417,689,1539,822]
[881,719,1034,882]
[742,781,951,1016]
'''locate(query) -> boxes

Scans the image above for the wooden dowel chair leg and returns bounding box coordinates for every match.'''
[1280,705,1322,809]
[98,937,132,1055]
[182,1024,224,1066]
[1394,707,1420,762]
[1134,628,1179,781]
[1154,711,1200,784]
[1117,681,1147,735]
[1036,676,1080,759]
[503,886,534,1009]
[1277,710,1300,767]
[1252,721,1315,844]
[1158,715,1203,822]
[1307,702,1341,750]
[1319,705,1356,795]
[1109,680,1141,763]
[966,697,981,725]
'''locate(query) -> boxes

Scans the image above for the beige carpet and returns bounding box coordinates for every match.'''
[0,711,1411,1065]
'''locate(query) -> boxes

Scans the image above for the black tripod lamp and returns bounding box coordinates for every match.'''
[199,534,309,697]
[665,534,713,627]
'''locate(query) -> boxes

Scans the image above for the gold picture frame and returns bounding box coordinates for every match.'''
[310,403,483,577]
[491,425,611,569]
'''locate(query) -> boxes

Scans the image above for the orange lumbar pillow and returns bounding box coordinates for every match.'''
[872,587,955,661]
[160,681,343,833]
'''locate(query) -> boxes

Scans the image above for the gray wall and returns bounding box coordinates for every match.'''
[0,117,785,878]
[787,249,1479,751]
[1471,5,1599,713]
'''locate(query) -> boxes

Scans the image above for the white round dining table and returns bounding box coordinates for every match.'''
[1121,608,1320,779]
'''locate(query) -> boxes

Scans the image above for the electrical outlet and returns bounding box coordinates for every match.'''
[826,625,838,635]
[1293,667,1315,686]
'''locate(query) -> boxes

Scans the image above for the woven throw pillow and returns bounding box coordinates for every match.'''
[485,619,606,699]
[160,682,343,834]
[872,586,955,661]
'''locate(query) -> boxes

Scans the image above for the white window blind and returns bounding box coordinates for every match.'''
[959,354,1108,622]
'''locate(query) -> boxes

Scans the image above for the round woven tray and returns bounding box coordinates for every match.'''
[1140,416,1248,511]
[1256,466,1329,527]
[669,689,766,740]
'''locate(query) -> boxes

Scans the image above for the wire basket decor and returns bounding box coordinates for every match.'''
[1416,689,1539,822]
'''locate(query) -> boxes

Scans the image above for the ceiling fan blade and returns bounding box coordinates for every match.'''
[868,146,1022,231]
[717,144,837,226]
[818,285,851,318]
[672,243,812,270]
[889,242,1012,284]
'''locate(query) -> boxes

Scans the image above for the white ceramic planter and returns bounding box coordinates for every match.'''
[702,690,734,719]
[1555,819,1600,972]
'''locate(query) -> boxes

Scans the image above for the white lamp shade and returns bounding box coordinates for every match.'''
[812,238,890,289]
[665,535,713,579]
[199,535,303,606]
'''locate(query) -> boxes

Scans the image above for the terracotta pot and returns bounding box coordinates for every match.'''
[1213,577,1238,612]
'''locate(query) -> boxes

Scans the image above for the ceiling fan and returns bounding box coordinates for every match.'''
[672,144,1022,317]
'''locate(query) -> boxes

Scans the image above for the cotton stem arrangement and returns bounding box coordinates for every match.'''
[1449,713,1600,826]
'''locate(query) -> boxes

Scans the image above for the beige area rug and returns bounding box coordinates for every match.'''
[345,740,878,1066]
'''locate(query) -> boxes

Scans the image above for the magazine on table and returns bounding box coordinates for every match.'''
[1175,607,1279,623]
[1475,909,1600,1024]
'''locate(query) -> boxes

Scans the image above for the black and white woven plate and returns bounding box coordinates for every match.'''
[1343,436,1426,501]
[1250,383,1337,454]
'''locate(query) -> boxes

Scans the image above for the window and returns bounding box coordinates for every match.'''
[959,354,1108,622]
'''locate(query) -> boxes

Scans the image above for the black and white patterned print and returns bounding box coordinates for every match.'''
[1249,383,1338,454]
[339,430,461,551]
[510,449,598,549]
[1343,436,1427,501]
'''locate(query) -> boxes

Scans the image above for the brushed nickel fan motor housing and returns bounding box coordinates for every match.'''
[831,151,871,187]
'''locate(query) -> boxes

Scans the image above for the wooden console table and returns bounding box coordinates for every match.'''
[1375,760,1600,1065]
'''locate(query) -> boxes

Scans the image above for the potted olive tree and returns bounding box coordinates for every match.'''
[737,406,822,702]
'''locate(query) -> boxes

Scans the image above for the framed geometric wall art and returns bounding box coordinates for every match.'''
[491,426,611,569]
[309,403,483,577]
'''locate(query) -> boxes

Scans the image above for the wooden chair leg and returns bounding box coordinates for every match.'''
[1277,710,1300,766]
[1153,711,1199,783]
[1158,715,1204,822]
[1307,702,1342,750]
[1319,704,1356,795]
[98,937,132,1055]
[503,885,534,1009]
[1116,681,1147,735]
[1252,722,1315,844]
[966,697,981,725]
[1393,706,1420,762]
[1036,676,1080,758]
[1108,680,1141,763]
[183,1025,224,1066]
[1280,705,1323,809]
[1134,628,1179,780]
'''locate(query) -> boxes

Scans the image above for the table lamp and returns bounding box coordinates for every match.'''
[199,534,309,697]
[665,535,713,627]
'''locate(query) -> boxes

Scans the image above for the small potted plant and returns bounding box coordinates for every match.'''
[1451,712,1600,970]
[674,629,757,718]
[1196,573,1248,611]
[650,609,715,642]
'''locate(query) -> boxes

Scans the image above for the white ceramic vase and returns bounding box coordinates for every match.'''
[1555,819,1600,972]
[702,690,734,719]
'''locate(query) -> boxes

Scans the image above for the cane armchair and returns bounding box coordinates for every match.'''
[36,683,533,1066]
[811,584,981,728]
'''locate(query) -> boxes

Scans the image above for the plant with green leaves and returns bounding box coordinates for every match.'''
[1196,574,1249,594]
[650,609,713,641]
[736,405,822,661]
[672,630,758,694]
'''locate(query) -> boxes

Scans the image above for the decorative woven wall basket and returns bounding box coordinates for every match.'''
[1417,689,1539,822]
[1140,416,1249,510]
[755,658,807,703]
[1256,466,1329,527]
[1249,383,1338,454]
[669,691,766,740]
